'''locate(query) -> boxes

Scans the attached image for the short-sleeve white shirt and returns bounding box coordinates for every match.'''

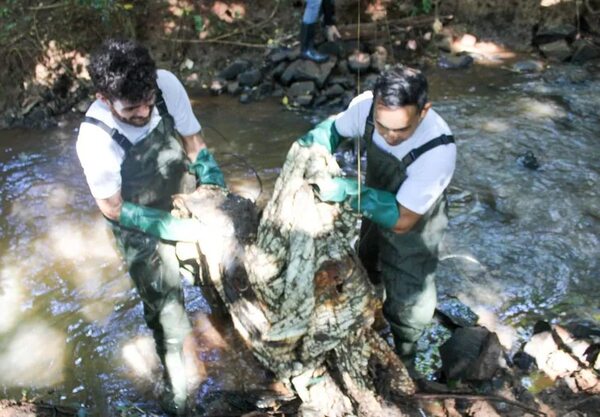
[76,69,201,199]
[334,91,456,215]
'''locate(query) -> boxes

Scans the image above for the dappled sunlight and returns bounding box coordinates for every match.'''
[164,0,246,39]
[365,0,390,21]
[122,335,160,382]
[79,298,121,325]
[167,0,194,17]
[517,98,567,120]
[481,119,511,133]
[211,2,245,23]
[456,280,507,310]
[42,217,117,264]
[541,0,572,6]
[32,216,128,323]
[228,177,262,203]
[162,19,178,36]
[46,185,76,209]
[0,263,26,334]
[15,204,128,322]
[183,331,208,392]
[33,40,89,88]
[441,252,517,322]
[0,322,65,387]
[451,34,516,64]
[474,307,518,350]
[192,312,229,349]
[190,312,270,390]
[120,322,211,392]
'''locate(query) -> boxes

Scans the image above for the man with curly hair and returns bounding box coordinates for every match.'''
[76,38,225,415]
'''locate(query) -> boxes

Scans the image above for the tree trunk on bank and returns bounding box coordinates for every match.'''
[173,143,415,416]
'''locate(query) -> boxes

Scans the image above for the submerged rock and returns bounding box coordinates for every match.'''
[511,59,545,74]
[436,297,479,329]
[571,39,600,64]
[437,53,474,70]
[219,59,252,80]
[348,51,371,72]
[539,40,572,62]
[517,151,540,170]
[439,326,503,381]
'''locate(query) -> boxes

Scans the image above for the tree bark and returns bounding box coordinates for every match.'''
[173,142,415,416]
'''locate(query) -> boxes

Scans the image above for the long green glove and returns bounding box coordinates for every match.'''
[188,148,226,188]
[314,177,359,202]
[316,177,400,229]
[119,202,201,242]
[297,118,342,154]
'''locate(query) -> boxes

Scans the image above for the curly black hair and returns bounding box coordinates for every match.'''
[88,38,157,103]
[373,65,428,110]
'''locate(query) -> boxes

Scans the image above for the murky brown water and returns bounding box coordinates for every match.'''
[0,61,598,415]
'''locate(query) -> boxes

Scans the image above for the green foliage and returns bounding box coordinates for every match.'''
[422,0,433,13]
[0,0,16,39]
[193,14,204,34]
[411,0,434,16]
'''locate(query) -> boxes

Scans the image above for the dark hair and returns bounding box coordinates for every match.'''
[373,65,428,110]
[88,38,157,103]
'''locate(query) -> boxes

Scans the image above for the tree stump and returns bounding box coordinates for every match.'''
[173,142,415,415]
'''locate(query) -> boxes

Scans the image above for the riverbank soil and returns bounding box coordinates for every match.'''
[0,0,599,128]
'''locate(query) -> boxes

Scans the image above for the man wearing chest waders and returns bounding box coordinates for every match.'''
[76,38,226,415]
[298,64,457,376]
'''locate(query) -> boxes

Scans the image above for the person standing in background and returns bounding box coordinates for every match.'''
[300,0,341,62]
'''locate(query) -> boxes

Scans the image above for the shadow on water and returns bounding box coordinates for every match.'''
[0,63,598,414]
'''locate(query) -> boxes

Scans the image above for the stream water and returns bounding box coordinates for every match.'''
[0,60,598,415]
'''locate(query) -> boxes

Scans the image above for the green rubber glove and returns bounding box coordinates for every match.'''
[188,148,226,188]
[119,201,201,242]
[314,177,359,202]
[349,187,399,229]
[297,118,342,154]
[315,177,400,229]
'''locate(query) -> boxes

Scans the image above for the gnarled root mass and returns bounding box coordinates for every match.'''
[173,142,415,416]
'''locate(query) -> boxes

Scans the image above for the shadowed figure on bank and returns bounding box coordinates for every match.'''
[76,38,227,415]
[300,0,341,62]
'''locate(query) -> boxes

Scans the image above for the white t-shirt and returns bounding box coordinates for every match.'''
[334,91,456,215]
[76,69,201,199]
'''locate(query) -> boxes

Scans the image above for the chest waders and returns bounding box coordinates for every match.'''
[84,88,196,413]
[356,102,454,359]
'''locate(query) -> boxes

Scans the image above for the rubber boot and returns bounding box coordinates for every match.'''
[300,23,329,63]
[395,339,420,380]
[161,348,188,415]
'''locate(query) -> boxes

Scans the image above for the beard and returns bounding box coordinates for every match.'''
[110,106,154,127]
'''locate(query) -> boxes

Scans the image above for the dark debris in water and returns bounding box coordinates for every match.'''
[517,151,540,170]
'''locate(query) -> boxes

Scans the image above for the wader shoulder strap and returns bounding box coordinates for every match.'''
[401,134,454,168]
[154,85,170,119]
[83,116,132,154]
[363,100,376,145]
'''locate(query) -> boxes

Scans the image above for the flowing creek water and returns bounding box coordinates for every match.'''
[0,61,598,415]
